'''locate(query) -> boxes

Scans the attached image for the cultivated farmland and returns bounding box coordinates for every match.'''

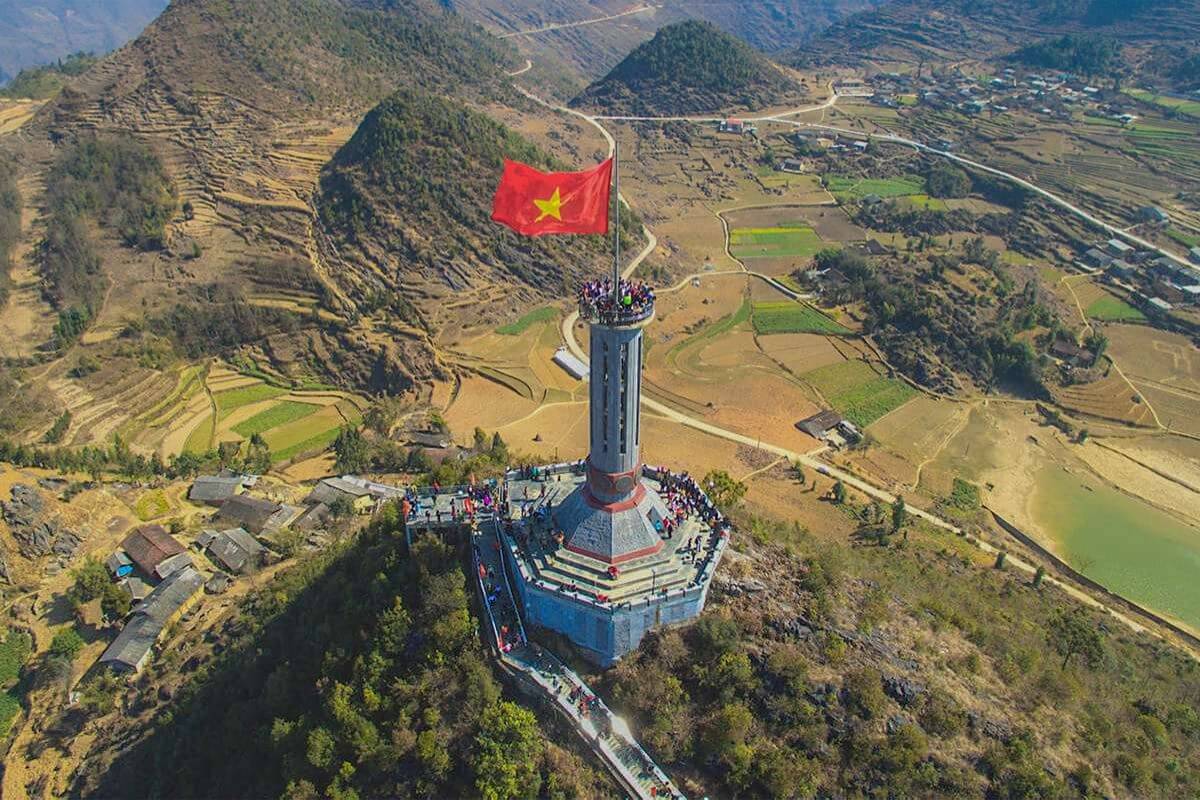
[730,225,825,260]
[751,302,849,335]
[802,359,917,427]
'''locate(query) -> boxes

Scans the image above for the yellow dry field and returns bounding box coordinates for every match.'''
[493,401,589,461]
[156,392,214,457]
[444,375,541,440]
[651,273,748,345]
[1107,326,1200,392]
[261,405,347,452]
[0,100,44,135]
[278,453,338,483]
[749,276,797,301]
[641,412,742,476]
[869,396,971,466]
[697,330,778,370]
[1056,372,1156,427]
[1138,385,1200,437]
[757,334,847,375]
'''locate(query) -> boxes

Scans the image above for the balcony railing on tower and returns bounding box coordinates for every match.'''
[578,279,656,326]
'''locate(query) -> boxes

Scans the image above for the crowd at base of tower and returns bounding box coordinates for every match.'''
[499,460,730,666]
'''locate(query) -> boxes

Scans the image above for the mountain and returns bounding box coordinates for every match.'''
[449,0,879,85]
[790,0,1200,83]
[571,19,805,116]
[317,88,631,332]
[0,0,167,86]
[4,0,531,401]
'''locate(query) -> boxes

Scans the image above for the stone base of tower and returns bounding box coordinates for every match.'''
[500,463,729,666]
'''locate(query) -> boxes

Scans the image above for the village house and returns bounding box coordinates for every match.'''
[153,551,195,581]
[188,474,247,506]
[205,528,269,574]
[1050,339,1093,368]
[120,525,186,579]
[1138,206,1170,226]
[1083,248,1113,270]
[216,495,301,534]
[105,551,133,579]
[796,410,861,447]
[1190,247,1200,265]
[99,567,205,674]
[305,477,375,514]
[1106,239,1133,259]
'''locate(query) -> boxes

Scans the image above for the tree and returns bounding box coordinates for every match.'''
[473,701,541,800]
[49,628,85,661]
[792,460,805,485]
[333,426,369,474]
[1048,610,1105,670]
[1033,566,1046,588]
[101,581,131,619]
[926,163,971,198]
[891,495,907,534]
[703,470,747,509]
[832,480,847,504]
[69,557,111,605]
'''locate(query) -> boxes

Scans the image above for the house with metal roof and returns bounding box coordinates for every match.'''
[154,551,194,581]
[215,495,283,534]
[121,525,186,578]
[304,477,374,514]
[205,528,268,574]
[99,567,205,673]
[188,475,247,506]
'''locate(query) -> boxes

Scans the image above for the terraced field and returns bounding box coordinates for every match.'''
[1086,295,1146,322]
[802,359,917,428]
[751,302,848,335]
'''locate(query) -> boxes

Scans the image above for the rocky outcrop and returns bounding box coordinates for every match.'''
[2,484,83,568]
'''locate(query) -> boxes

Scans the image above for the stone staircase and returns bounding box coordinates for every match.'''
[534,543,696,604]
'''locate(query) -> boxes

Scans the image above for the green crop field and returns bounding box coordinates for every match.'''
[1125,89,1200,117]
[232,401,320,438]
[496,306,557,335]
[0,631,31,738]
[214,384,287,419]
[135,489,171,521]
[1166,228,1200,248]
[752,302,848,335]
[667,298,751,363]
[272,427,342,462]
[730,225,824,259]
[803,359,917,427]
[1087,295,1147,322]
[824,174,926,199]
[896,194,947,211]
[184,414,214,454]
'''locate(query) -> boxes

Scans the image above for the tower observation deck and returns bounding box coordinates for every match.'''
[499,278,730,666]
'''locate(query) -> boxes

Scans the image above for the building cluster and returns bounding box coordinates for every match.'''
[1081,233,1200,313]
[795,410,862,448]
[870,68,1144,124]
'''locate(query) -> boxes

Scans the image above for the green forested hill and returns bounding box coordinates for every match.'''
[571,20,803,116]
[73,508,610,798]
[319,88,637,302]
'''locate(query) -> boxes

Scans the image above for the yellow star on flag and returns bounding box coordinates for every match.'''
[533,187,566,222]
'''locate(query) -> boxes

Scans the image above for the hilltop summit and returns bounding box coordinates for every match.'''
[571,19,803,116]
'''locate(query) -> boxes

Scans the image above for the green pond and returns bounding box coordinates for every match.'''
[1032,465,1200,633]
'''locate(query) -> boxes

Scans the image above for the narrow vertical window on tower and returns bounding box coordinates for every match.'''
[619,343,628,455]
[635,337,642,446]
[602,342,610,450]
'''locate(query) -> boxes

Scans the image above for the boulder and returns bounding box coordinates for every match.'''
[882,675,927,707]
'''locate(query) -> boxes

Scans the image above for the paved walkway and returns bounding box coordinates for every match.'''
[472,516,685,799]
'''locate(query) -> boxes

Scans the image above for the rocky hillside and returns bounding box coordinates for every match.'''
[791,0,1200,86]
[571,20,804,116]
[0,0,550,405]
[318,89,632,334]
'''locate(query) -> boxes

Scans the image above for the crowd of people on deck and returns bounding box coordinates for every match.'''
[578,278,655,324]
[402,481,501,525]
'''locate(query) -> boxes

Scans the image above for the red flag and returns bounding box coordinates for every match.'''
[491,158,612,236]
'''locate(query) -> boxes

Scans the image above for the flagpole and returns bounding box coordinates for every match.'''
[612,137,620,299]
